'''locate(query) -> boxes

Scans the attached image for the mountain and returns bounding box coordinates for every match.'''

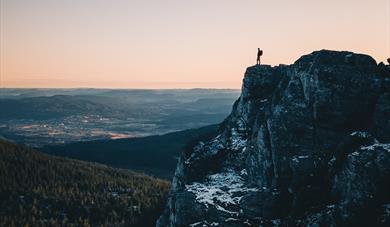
[0,139,170,227]
[157,50,390,226]
[0,95,120,120]
[41,124,219,179]
[0,89,239,121]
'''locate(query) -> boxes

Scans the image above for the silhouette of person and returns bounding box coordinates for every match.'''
[387,58,390,65]
[257,48,263,65]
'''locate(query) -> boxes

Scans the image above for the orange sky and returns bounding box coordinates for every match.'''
[0,0,389,89]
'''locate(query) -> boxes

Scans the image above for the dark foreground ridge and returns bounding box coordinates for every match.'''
[157,50,390,227]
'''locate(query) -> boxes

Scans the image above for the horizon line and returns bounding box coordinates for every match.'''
[0,87,241,90]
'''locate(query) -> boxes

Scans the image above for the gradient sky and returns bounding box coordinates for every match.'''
[0,0,389,88]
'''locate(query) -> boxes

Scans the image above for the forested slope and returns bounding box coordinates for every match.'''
[0,139,170,227]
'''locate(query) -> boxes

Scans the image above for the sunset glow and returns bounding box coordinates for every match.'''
[0,0,389,89]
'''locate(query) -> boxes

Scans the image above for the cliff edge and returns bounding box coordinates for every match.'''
[157,50,390,227]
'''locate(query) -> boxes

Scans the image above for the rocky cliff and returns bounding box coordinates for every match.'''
[157,50,390,227]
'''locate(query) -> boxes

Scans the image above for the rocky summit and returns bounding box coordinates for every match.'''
[157,50,390,227]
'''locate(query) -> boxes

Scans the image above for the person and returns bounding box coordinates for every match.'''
[257,48,263,65]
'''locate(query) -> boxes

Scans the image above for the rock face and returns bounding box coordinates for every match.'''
[157,50,390,227]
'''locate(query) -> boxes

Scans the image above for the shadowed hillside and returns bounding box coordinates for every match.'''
[0,139,170,227]
[42,124,219,179]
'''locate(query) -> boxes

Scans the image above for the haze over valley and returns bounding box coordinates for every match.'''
[0,88,239,147]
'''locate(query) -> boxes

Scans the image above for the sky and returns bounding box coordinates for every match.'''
[0,0,389,89]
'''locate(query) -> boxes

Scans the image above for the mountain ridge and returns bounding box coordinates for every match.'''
[157,50,390,226]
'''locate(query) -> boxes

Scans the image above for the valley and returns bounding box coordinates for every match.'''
[0,89,239,147]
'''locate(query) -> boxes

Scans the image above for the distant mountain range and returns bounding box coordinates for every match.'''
[0,139,170,227]
[41,124,219,179]
[0,95,117,119]
[0,91,238,120]
[0,88,239,100]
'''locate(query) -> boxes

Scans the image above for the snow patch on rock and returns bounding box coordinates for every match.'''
[185,171,258,214]
[185,134,225,165]
[350,131,370,138]
[360,143,390,152]
[230,128,247,151]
